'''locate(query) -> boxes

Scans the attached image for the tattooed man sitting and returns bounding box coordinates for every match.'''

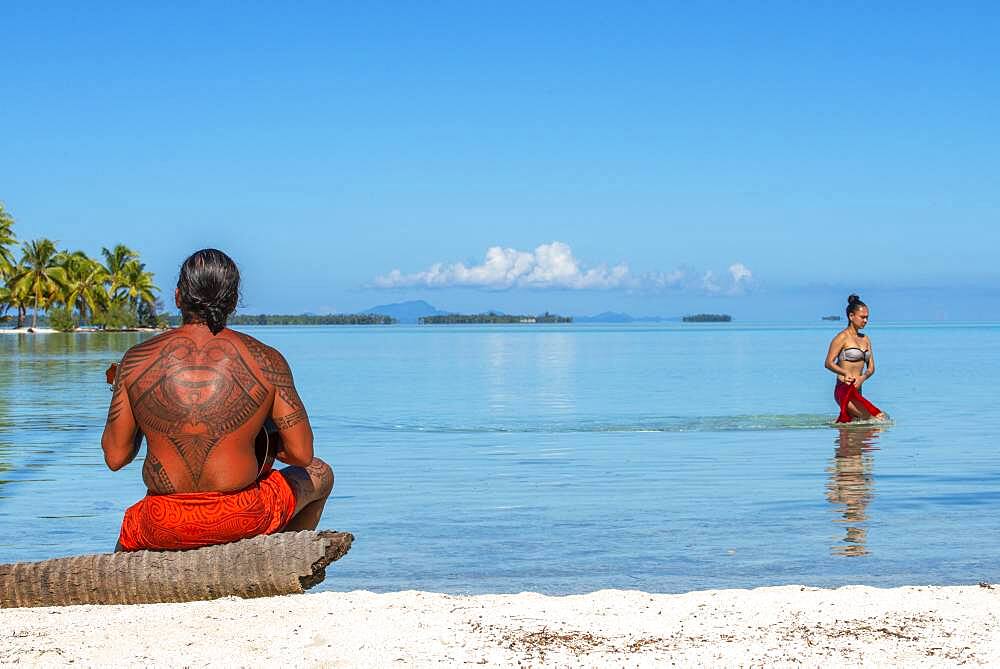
[102,249,334,551]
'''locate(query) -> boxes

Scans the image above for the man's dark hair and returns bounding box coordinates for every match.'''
[176,249,240,335]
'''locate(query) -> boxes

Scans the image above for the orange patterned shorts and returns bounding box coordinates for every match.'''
[117,470,297,551]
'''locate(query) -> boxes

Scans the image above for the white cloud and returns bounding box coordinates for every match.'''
[700,270,722,294]
[729,262,752,284]
[641,269,686,290]
[727,262,753,294]
[373,242,753,295]
[374,242,631,290]
[687,263,753,295]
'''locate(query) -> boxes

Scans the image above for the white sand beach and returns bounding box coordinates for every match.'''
[0,327,163,335]
[0,327,59,335]
[3,584,999,666]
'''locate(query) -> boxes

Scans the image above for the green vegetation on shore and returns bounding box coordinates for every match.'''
[0,202,161,331]
[682,313,732,322]
[419,312,572,324]
[167,313,396,326]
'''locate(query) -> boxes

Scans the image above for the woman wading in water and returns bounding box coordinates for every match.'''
[825,294,886,423]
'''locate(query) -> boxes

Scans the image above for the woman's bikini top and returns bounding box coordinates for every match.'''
[838,347,871,363]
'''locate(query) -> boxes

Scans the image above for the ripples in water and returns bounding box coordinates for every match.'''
[344,413,843,434]
[0,324,997,594]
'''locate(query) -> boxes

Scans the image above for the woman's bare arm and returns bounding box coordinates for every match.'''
[824,332,854,382]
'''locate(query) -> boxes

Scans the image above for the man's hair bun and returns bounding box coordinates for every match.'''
[176,249,241,335]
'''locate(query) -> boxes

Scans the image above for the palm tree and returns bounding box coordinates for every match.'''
[0,204,19,327]
[101,244,138,300]
[12,239,67,329]
[0,285,10,322]
[0,206,20,327]
[57,250,110,325]
[119,259,159,314]
[0,202,16,275]
[3,265,30,328]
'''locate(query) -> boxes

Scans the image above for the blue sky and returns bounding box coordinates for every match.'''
[2,2,998,320]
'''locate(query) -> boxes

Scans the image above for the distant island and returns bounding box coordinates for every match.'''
[154,301,741,327]
[682,314,732,323]
[419,312,571,324]
[169,314,396,326]
[821,315,842,321]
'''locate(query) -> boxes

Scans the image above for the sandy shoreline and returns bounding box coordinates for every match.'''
[3,584,999,666]
[0,327,59,334]
[0,327,162,335]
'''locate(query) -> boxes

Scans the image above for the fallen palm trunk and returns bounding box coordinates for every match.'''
[0,530,353,608]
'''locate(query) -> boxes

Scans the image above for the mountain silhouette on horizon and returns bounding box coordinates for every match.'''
[574,311,634,323]
[362,300,450,323]
[574,311,673,323]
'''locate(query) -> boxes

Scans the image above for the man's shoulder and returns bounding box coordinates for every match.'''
[124,328,177,354]
[229,328,271,355]
[118,329,179,379]
[228,329,287,368]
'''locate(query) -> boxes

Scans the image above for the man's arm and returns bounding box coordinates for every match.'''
[101,362,142,470]
[235,331,315,466]
[267,349,314,467]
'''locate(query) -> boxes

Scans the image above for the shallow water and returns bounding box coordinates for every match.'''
[1,323,998,593]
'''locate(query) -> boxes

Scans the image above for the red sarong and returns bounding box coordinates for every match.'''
[117,469,297,551]
[834,381,883,423]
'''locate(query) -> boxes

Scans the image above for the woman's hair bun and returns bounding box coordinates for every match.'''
[845,293,867,317]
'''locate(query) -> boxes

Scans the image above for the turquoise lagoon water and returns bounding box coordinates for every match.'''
[1,323,999,594]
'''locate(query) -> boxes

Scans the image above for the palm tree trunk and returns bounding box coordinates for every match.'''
[16,306,24,329]
[32,288,39,329]
[0,530,353,608]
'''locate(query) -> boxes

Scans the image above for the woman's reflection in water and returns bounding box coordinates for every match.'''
[826,425,882,557]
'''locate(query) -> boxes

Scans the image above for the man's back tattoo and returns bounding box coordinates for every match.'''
[127,335,269,485]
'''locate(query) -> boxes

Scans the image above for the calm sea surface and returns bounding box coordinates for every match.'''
[1,323,998,594]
